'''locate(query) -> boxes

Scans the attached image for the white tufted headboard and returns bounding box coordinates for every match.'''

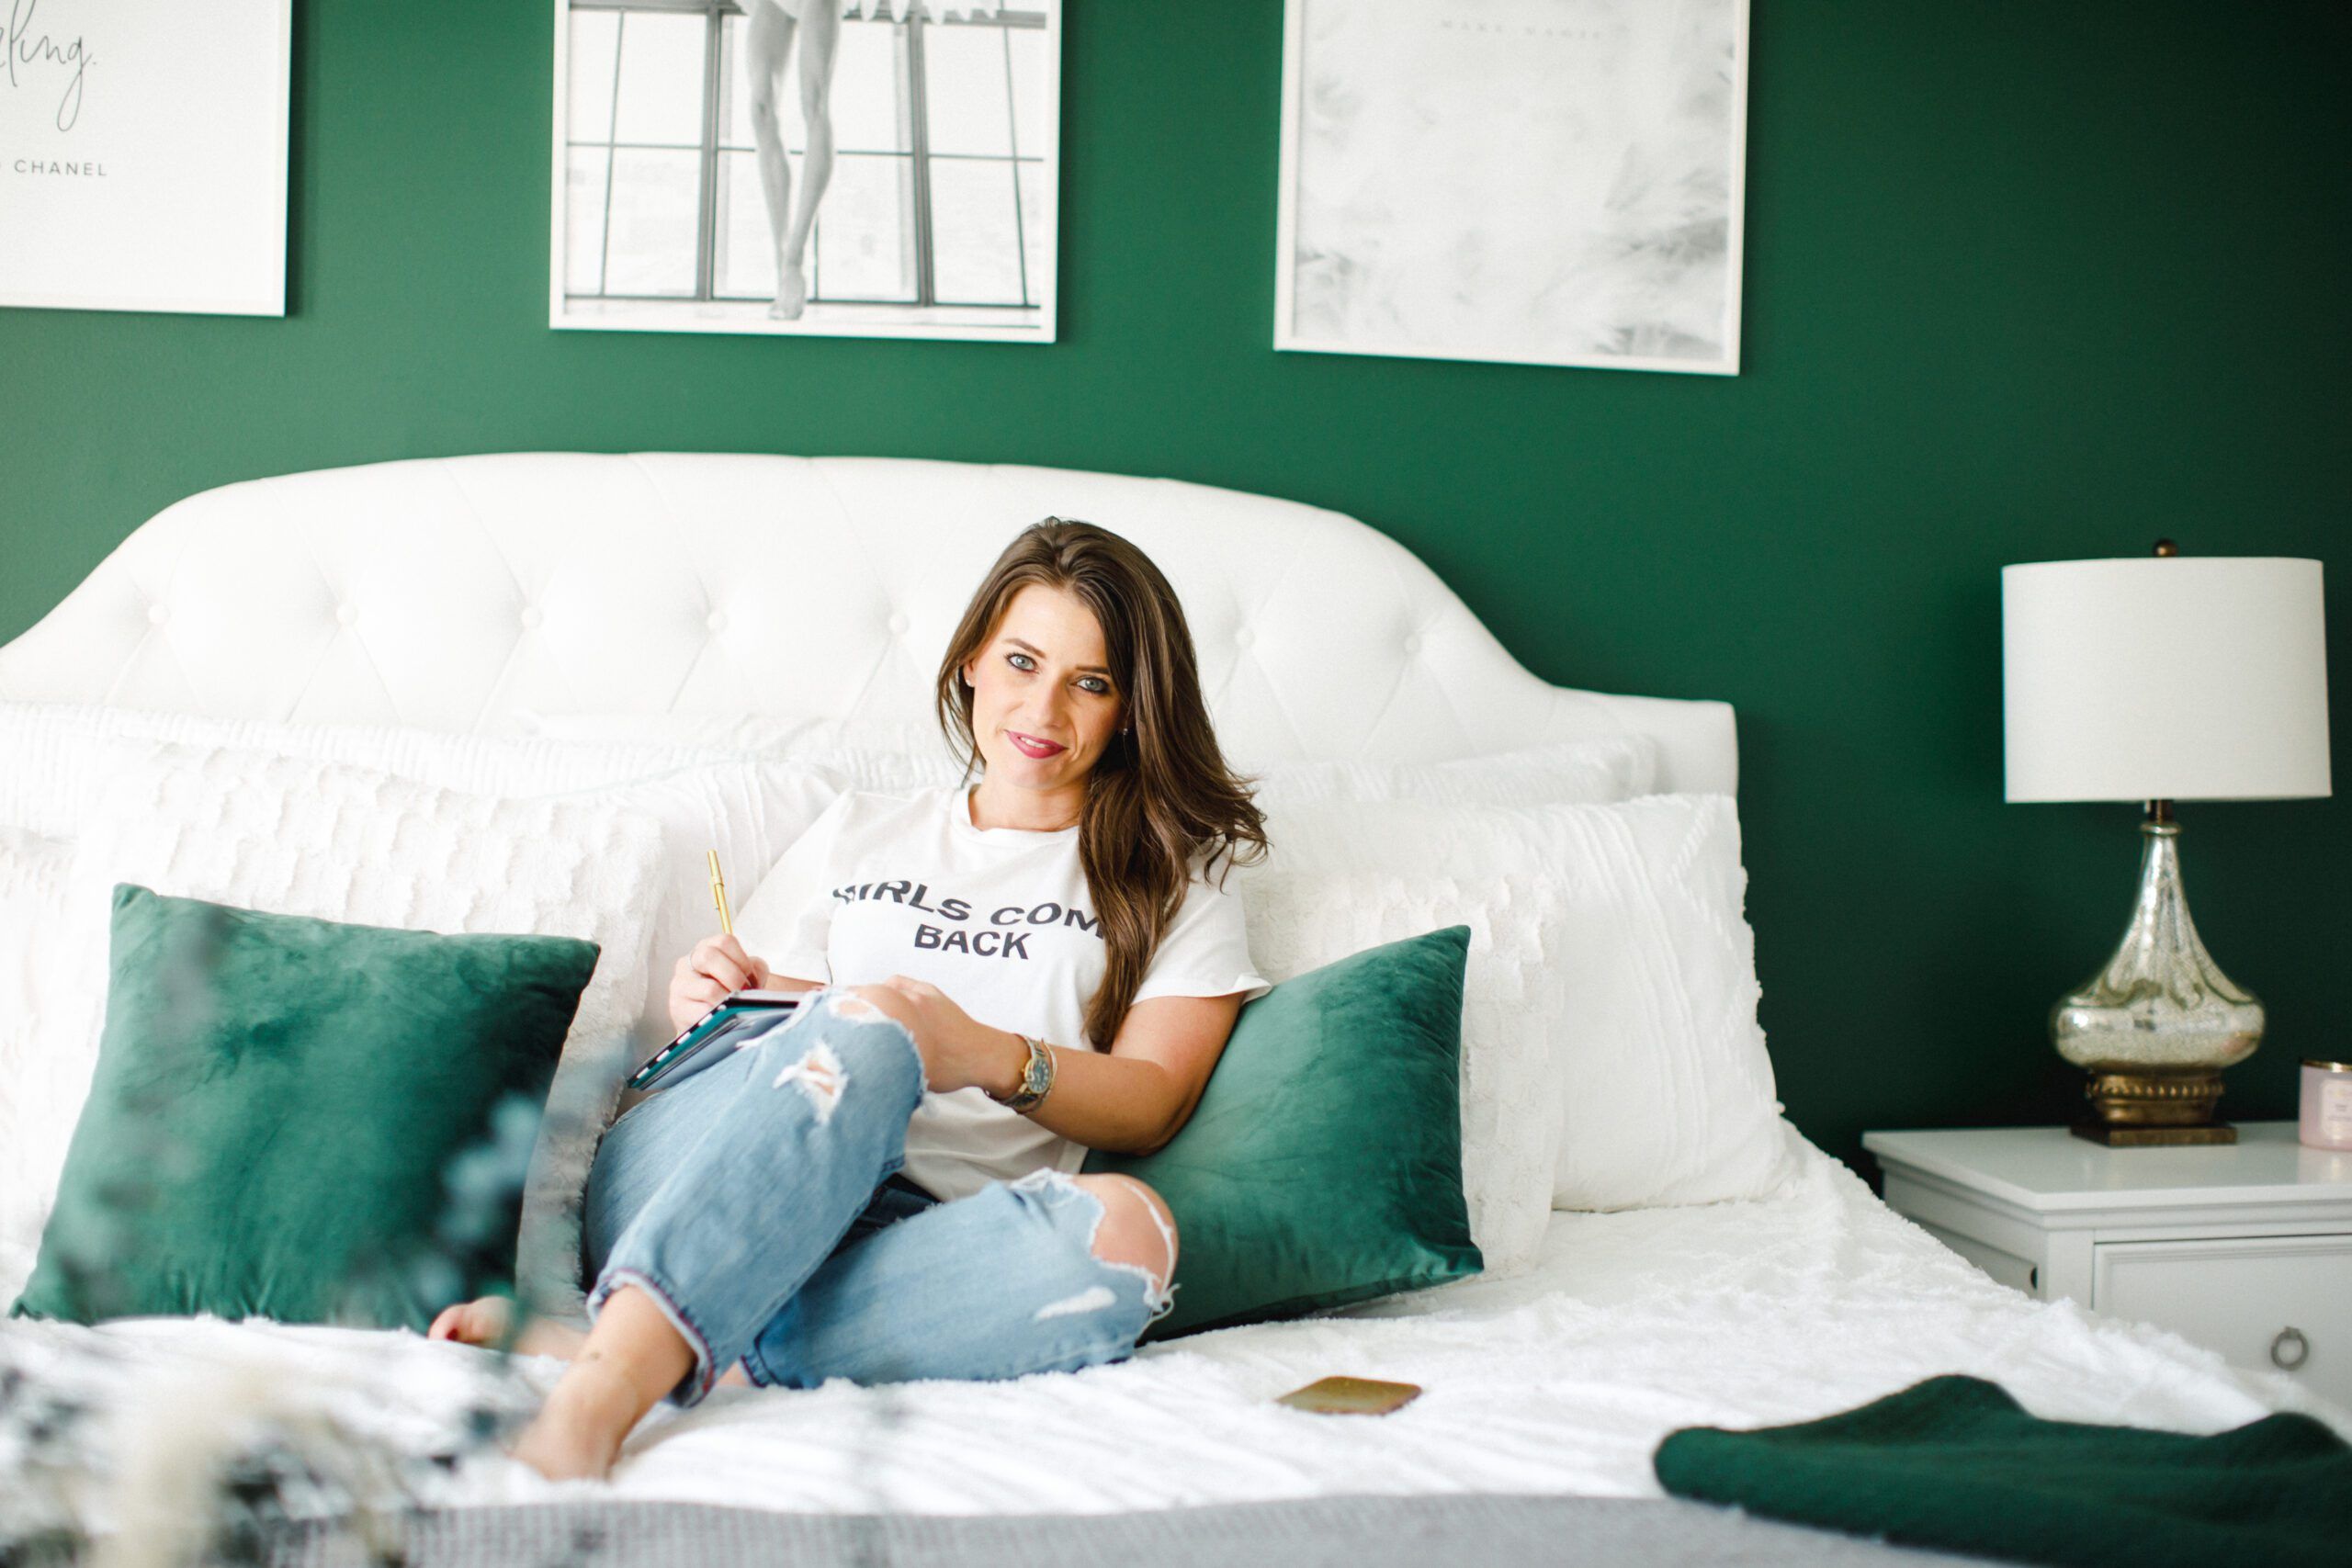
[0,453,1736,791]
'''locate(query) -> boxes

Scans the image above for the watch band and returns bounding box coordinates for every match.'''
[997,1033,1055,1113]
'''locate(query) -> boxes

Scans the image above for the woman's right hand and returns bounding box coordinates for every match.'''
[669,934,776,1036]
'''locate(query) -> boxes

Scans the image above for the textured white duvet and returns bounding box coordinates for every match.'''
[11,1120,2344,1520]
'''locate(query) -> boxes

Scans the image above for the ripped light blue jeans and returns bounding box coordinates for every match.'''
[582,985,1176,1406]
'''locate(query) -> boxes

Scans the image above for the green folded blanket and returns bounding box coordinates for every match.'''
[1654,1374,2350,1568]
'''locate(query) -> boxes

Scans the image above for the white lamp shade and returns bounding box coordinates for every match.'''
[2003,557,2331,803]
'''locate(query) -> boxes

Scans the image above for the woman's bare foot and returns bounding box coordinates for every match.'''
[429,1293,751,1390]
[426,1295,590,1360]
[427,1294,513,1348]
[509,1359,642,1482]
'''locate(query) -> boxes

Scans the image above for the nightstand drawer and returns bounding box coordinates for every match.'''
[2094,1235,2352,1406]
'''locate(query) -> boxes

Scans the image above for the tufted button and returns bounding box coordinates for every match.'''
[1234,627,1254,648]
[888,611,909,635]
[335,604,358,627]
[519,605,544,630]
[707,609,729,633]
[1403,633,1422,654]
[146,603,169,626]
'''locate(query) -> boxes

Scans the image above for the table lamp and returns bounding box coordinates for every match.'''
[2002,545,2331,1145]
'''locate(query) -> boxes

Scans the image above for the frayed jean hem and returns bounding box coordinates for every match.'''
[586,1265,723,1408]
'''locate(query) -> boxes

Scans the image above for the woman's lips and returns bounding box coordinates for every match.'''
[1009,731,1066,759]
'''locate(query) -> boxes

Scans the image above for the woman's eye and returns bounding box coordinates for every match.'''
[1004,652,1110,696]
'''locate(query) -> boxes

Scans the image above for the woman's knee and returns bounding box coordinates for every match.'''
[1069,1174,1178,1294]
[834,983,918,1037]
[766,987,926,1114]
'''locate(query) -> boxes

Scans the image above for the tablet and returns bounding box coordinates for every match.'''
[628,990,809,1094]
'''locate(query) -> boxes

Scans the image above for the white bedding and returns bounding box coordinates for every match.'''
[12,1120,2344,1521]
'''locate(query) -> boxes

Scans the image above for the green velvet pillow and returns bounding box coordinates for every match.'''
[10,885,598,1331]
[1086,924,1480,1340]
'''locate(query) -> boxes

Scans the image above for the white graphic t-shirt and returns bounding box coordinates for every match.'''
[730,783,1273,1201]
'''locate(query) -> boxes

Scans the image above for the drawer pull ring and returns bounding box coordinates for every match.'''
[2271,1327,2309,1371]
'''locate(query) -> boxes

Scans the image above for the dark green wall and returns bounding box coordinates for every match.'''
[6,3,2347,1181]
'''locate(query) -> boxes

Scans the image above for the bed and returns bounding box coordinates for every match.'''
[1,453,2341,1564]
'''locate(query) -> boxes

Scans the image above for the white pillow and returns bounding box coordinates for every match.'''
[1256,794,1797,1213]
[519,709,969,795]
[530,760,844,1047]
[1248,734,1657,810]
[0,702,850,1046]
[0,825,74,1298]
[1236,866,1568,1279]
[0,701,800,836]
[10,747,669,1321]
[517,708,1659,807]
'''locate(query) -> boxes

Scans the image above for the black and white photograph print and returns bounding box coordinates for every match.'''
[549,1,1059,341]
[1273,0,1748,375]
[0,0,291,315]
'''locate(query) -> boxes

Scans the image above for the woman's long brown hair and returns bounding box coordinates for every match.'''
[933,518,1269,1050]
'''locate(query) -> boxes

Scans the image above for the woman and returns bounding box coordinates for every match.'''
[434,518,1273,1481]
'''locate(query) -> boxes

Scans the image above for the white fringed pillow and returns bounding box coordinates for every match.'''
[0,701,849,1047]
[1257,794,1797,1213]
[0,825,74,1300]
[1236,866,1568,1279]
[0,701,755,839]
[14,747,669,1322]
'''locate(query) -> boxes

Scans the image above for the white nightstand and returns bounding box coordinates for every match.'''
[1861,1121,2352,1408]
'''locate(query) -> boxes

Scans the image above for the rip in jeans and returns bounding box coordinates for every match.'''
[773,1039,847,1124]
[1010,1168,1181,1325]
[768,988,901,1125]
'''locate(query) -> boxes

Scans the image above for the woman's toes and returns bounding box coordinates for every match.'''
[429,1295,514,1348]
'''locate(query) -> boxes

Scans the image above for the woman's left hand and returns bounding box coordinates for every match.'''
[872,975,1018,1096]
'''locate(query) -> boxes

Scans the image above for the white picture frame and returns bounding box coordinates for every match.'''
[1273,0,1749,376]
[549,1,1060,343]
[0,0,292,317]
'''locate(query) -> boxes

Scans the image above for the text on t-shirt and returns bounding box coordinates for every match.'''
[831,877,1102,962]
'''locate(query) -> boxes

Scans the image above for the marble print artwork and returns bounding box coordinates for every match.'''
[1280,0,1747,374]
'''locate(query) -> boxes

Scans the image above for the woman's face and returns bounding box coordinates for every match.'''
[960,582,1126,788]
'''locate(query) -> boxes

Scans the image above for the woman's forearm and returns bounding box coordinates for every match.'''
[968,1024,1183,1156]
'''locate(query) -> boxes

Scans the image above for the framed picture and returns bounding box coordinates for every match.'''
[1273,0,1749,375]
[0,0,292,316]
[550,0,1060,342]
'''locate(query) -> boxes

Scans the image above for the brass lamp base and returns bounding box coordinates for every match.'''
[2069,1067,2237,1145]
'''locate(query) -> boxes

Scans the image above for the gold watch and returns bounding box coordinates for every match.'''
[993,1033,1055,1113]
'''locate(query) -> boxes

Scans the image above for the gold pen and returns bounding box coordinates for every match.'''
[707,849,734,938]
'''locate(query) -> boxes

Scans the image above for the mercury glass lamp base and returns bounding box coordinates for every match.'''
[2051,803,2261,1145]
